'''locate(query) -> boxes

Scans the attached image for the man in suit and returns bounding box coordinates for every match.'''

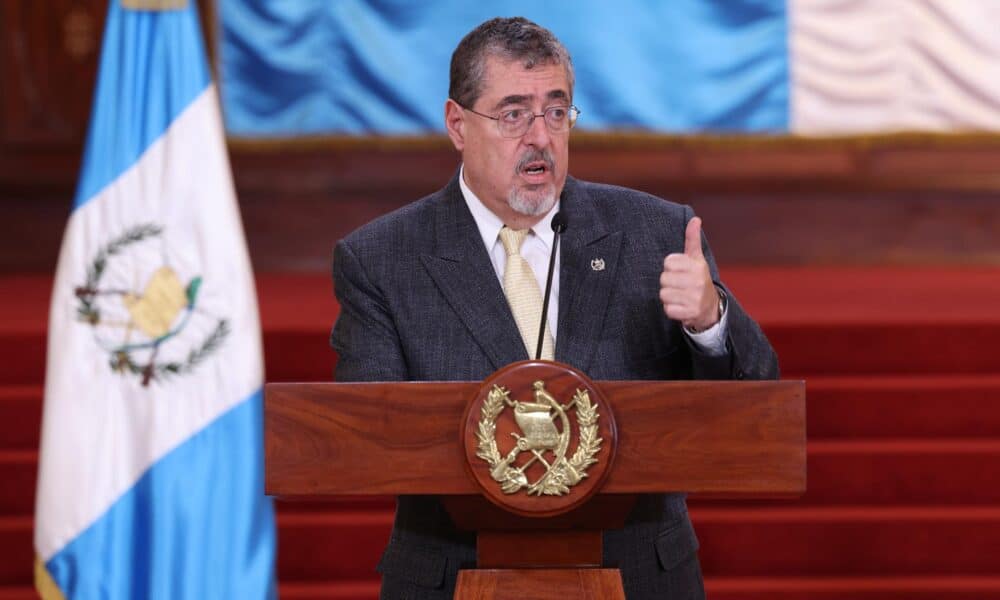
[331,16,778,600]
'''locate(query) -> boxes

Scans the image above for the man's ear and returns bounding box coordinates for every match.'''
[444,99,465,151]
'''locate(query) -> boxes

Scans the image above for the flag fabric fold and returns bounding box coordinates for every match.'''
[219,0,1000,136]
[34,1,276,597]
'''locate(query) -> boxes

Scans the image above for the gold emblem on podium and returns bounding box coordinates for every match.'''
[475,380,603,496]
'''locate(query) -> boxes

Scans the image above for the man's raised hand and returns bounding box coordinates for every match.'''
[659,217,720,331]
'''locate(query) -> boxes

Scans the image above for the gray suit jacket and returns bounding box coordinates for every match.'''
[331,172,779,599]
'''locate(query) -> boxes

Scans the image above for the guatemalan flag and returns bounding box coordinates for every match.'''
[33,1,276,598]
[220,0,1000,137]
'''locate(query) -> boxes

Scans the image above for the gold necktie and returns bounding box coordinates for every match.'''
[499,226,554,360]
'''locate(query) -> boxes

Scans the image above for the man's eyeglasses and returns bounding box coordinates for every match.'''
[460,104,581,138]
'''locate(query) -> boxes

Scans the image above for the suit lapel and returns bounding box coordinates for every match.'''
[556,178,624,373]
[419,175,529,370]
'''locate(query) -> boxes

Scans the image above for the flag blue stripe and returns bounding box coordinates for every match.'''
[219,0,788,136]
[74,0,211,210]
[45,390,276,599]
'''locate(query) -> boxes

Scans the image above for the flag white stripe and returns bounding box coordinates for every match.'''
[791,0,1000,134]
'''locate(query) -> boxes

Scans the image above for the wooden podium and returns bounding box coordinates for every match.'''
[265,361,805,599]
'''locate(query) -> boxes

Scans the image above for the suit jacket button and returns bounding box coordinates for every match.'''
[735,368,745,380]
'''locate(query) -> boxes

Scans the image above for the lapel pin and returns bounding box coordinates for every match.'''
[590,258,605,271]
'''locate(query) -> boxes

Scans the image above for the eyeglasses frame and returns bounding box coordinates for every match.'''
[457,102,581,138]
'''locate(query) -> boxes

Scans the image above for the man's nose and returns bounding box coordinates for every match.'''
[521,113,551,147]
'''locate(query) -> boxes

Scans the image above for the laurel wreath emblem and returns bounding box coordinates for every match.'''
[476,384,602,496]
[73,223,229,386]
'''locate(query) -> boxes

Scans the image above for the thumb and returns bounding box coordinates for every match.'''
[684,216,704,258]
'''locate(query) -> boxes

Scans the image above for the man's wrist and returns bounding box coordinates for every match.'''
[684,287,726,334]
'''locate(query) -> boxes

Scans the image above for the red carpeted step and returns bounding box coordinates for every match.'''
[279,580,380,599]
[8,510,1000,587]
[807,375,1000,438]
[262,329,338,383]
[0,387,41,450]
[245,507,1000,580]
[256,268,1000,378]
[255,273,341,381]
[0,275,341,385]
[2,512,390,586]
[0,587,42,600]
[705,575,1000,600]
[6,268,1000,382]
[0,336,44,387]
[721,267,1000,325]
[15,577,1000,600]
[5,268,1000,596]
[267,576,1000,600]
[0,452,36,515]
[0,276,50,386]
[769,322,1000,377]
[691,439,1000,507]
[801,440,1000,506]
[693,506,1000,576]
[722,267,1000,377]
[276,512,392,582]
[0,517,32,585]
[0,325,336,385]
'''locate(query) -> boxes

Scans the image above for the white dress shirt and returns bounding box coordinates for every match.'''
[458,165,727,355]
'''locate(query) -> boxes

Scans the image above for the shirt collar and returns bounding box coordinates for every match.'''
[459,164,559,252]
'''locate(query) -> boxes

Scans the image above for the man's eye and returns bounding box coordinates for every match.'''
[502,109,526,123]
[548,107,567,120]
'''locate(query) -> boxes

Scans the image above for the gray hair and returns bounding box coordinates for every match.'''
[449,17,574,109]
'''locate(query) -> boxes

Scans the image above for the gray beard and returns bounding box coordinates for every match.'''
[508,184,557,217]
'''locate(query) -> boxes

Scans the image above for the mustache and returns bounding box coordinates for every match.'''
[515,149,555,173]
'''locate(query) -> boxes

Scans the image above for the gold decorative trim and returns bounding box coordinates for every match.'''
[35,557,67,600]
[122,0,188,11]
[227,133,454,152]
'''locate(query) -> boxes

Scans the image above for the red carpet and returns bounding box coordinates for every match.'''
[3,267,1000,598]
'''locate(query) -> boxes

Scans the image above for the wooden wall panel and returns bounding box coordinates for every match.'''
[0,0,221,274]
[225,137,1000,271]
[5,139,1000,273]
[0,0,216,149]
[0,0,104,147]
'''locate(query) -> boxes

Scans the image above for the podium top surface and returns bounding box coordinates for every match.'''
[265,379,805,499]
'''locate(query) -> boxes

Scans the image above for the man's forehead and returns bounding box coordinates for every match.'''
[479,57,570,106]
